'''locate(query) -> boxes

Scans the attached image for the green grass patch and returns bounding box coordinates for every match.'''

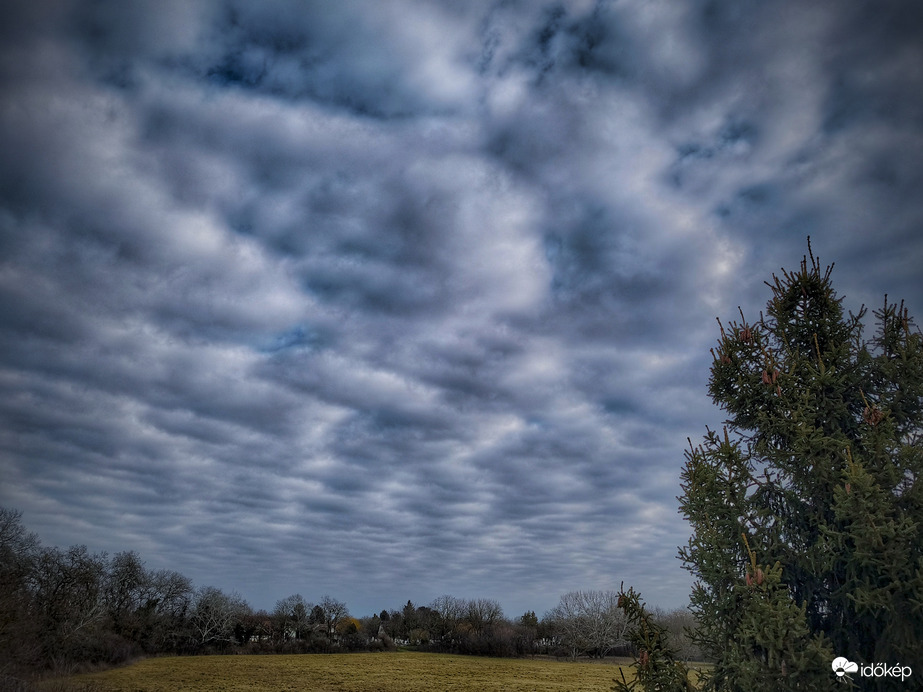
[50,651,640,692]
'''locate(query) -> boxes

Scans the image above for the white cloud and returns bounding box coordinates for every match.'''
[2,0,921,619]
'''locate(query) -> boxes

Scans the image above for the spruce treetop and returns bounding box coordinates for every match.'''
[679,242,923,691]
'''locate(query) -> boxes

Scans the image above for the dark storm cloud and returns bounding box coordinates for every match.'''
[2,0,922,618]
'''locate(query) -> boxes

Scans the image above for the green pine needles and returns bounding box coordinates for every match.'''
[612,584,695,692]
[678,243,923,691]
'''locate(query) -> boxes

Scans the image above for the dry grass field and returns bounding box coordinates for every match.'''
[51,651,642,692]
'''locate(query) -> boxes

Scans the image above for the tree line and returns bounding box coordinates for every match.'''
[0,507,698,682]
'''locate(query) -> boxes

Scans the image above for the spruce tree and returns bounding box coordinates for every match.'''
[612,584,694,692]
[679,244,923,690]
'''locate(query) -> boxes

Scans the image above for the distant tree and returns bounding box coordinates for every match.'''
[430,594,465,644]
[411,605,434,645]
[338,617,361,634]
[233,610,261,646]
[656,608,702,663]
[243,609,273,646]
[318,595,349,646]
[32,545,108,664]
[547,590,625,660]
[273,594,311,640]
[380,608,402,640]
[582,590,626,658]
[519,610,539,629]
[0,508,41,674]
[400,599,418,640]
[337,616,366,651]
[104,551,152,643]
[517,611,539,657]
[465,598,503,639]
[546,592,587,661]
[310,604,325,625]
[679,245,923,689]
[189,586,249,647]
[361,613,381,639]
[145,568,192,651]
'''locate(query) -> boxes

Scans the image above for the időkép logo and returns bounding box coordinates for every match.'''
[832,656,912,683]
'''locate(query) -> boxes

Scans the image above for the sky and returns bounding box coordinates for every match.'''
[1,0,922,620]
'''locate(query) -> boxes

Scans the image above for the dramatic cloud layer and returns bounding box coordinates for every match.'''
[2,0,922,617]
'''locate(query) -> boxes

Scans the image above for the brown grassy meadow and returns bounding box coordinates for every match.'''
[51,651,641,692]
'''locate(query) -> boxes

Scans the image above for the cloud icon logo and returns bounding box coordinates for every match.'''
[832,657,858,677]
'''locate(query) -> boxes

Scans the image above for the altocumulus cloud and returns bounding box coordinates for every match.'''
[1,0,922,617]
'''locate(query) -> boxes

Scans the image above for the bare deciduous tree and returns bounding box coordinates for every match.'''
[582,590,626,658]
[273,593,312,640]
[546,591,589,661]
[547,590,627,660]
[465,598,503,638]
[32,545,108,660]
[190,586,249,646]
[105,551,153,639]
[318,595,349,645]
[430,594,466,643]
[0,509,41,673]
